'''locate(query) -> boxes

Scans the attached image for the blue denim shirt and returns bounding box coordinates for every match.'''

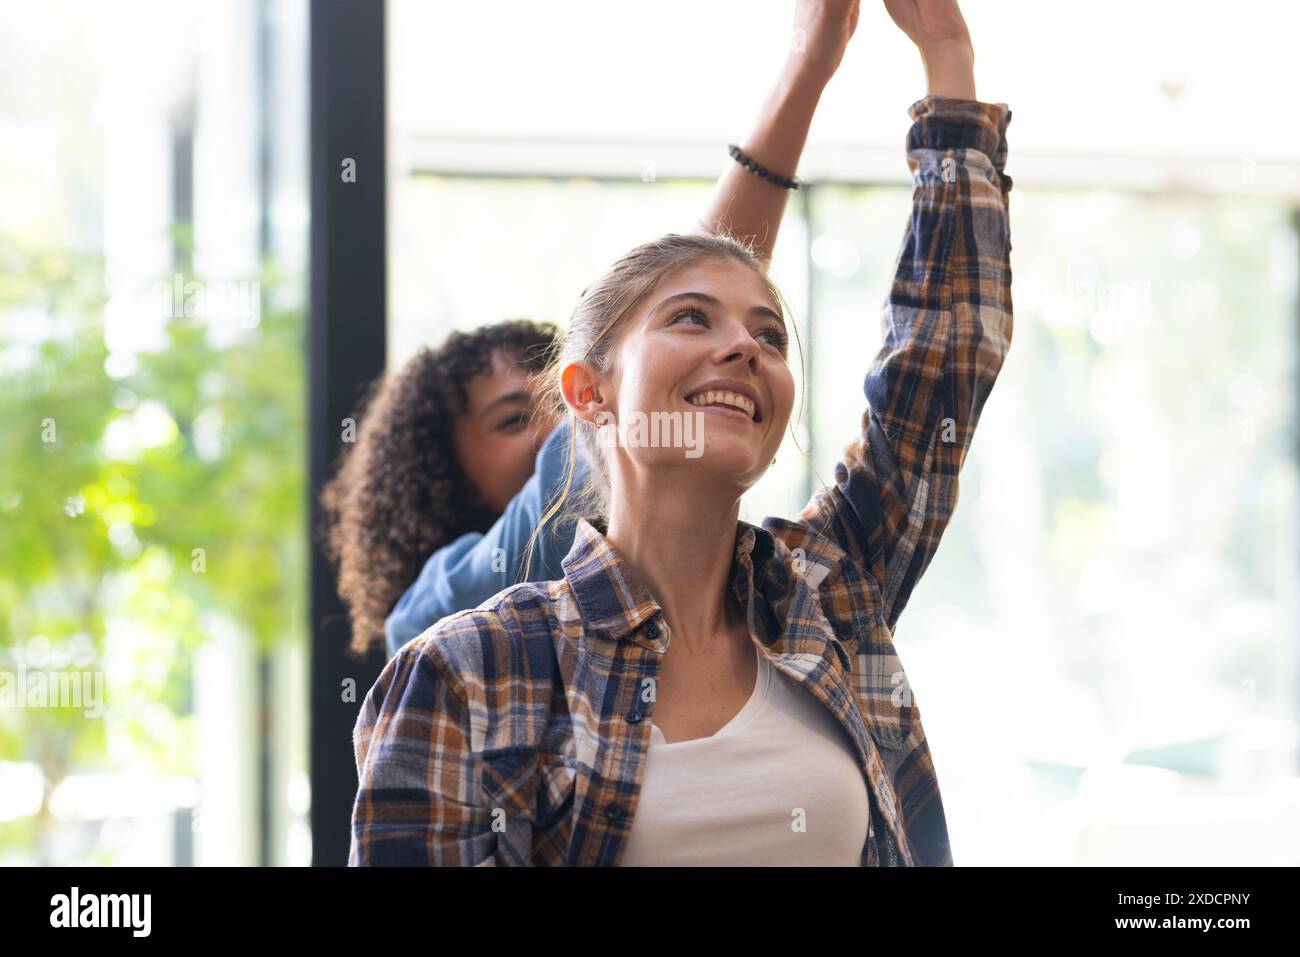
[384,417,584,658]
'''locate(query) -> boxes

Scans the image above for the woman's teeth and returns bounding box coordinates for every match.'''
[687,390,755,420]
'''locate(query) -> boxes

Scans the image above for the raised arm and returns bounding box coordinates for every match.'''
[691,0,860,263]
[795,0,1013,633]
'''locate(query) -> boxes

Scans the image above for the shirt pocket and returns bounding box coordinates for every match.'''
[480,746,578,864]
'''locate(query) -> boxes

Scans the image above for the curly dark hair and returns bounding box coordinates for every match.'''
[319,319,559,656]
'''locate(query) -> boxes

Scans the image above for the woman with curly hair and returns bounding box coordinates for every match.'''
[319,319,561,657]
[321,0,847,659]
[351,0,1014,866]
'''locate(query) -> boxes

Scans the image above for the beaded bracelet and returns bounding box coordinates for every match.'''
[728,144,801,190]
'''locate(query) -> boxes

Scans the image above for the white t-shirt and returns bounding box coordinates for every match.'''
[619,641,871,865]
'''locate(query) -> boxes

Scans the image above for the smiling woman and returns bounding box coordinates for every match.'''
[351,86,1014,865]
[540,240,801,526]
[351,0,1013,868]
[577,251,797,465]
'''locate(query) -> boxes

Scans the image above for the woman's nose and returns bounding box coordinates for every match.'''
[720,326,761,367]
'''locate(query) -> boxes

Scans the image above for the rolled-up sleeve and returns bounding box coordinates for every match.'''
[795,95,1013,633]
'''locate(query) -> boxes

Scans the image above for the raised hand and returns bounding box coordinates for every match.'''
[788,0,862,85]
[882,0,971,53]
[882,0,975,99]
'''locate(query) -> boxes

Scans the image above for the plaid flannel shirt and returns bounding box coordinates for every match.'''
[351,94,1013,866]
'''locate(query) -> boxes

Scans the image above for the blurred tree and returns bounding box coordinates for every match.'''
[0,235,304,864]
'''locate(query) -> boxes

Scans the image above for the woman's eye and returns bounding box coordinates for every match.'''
[498,411,530,430]
[670,306,709,327]
[672,306,787,351]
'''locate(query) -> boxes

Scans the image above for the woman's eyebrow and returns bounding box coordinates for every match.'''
[479,390,531,421]
[651,291,784,326]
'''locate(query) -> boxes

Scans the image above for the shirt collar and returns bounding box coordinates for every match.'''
[560,515,776,647]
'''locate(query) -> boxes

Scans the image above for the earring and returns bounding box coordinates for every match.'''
[771,456,777,466]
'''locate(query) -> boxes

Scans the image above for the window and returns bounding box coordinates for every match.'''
[0,0,309,866]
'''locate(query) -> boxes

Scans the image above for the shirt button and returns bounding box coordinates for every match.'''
[605,804,625,821]
[642,620,660,639]
[626,709,643,723]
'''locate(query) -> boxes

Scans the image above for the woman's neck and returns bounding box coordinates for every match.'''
[604,471,746,656]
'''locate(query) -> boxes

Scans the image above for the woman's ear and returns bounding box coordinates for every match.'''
[560,361,605,424]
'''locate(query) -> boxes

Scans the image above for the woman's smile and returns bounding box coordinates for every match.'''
[683,379,764,422]
[685,398,760,424]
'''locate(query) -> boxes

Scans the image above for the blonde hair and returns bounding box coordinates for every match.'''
[521,231,807,581]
